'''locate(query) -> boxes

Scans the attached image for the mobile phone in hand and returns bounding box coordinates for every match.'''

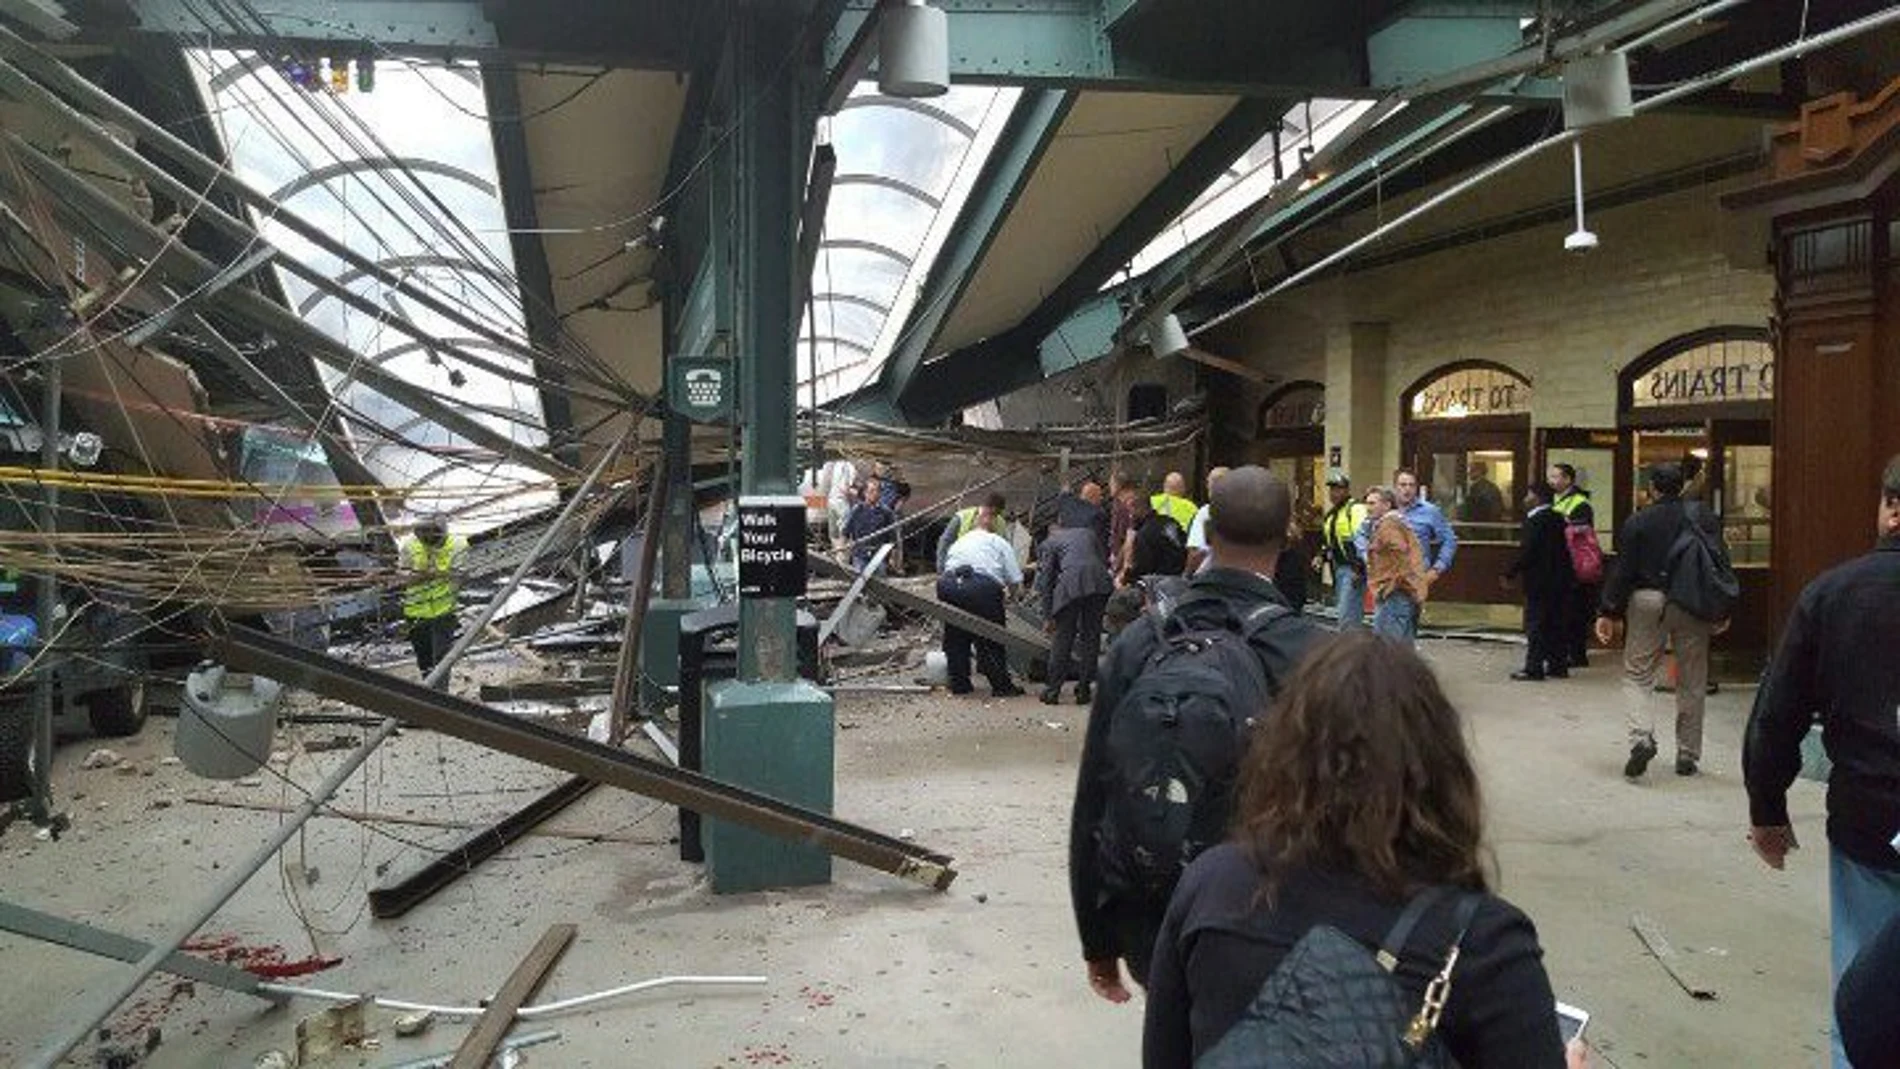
[1557,1001,1590,1044]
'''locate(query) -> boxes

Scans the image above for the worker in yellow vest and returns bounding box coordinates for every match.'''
[936,492,1009,571]
[1149,471,1199,533]
[400,514,466,687]
[1320,469,1369,628]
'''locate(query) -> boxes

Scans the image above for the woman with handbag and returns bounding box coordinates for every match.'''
[1142,631,1585,1068]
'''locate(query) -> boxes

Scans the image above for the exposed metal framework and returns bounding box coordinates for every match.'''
[269,156,497,202]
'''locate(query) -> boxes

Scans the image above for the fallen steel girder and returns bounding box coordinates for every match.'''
[212,625,958,892]
[368,775,599,919]
[0,900,270,998]
[807,552,1050,659]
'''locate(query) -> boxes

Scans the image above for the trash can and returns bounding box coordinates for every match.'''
[676,603,819,862]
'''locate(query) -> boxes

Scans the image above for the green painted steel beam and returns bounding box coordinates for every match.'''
[827,0,1363,95]
[892,93,1284,421]
[1099,0,1164,33]
[877,89,1073,409]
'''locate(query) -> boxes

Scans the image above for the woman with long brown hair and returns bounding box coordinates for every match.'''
[1142,631,1574,1067]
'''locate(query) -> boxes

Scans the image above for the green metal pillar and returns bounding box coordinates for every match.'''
[703,1,835,894]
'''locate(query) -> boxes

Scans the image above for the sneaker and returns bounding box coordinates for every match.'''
[1038,688,1061,705]
[1074,685,1092,706]
[1624,738,1659,778]
[1676,757,1699,776]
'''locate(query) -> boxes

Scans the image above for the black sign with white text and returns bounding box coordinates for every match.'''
[737,496,807,598]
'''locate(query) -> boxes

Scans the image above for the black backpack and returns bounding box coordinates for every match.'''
[1663,503,1738,622]
[1095,594,1289,902]
[1198,889,1483,1069]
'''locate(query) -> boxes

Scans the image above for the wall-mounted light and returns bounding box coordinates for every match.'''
[879,0,950,98]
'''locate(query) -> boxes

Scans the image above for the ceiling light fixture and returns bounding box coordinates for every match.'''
[878,0,950,98]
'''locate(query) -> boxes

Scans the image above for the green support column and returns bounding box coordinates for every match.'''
[703,2,835,894]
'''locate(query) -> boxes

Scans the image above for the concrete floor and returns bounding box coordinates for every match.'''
[0,638,1831,1068]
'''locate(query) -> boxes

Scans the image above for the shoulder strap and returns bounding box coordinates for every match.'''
[1376,886,1453,972]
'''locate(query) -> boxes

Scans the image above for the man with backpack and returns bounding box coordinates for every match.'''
[1068,466,1324,1004]
[1596,462,1734,779]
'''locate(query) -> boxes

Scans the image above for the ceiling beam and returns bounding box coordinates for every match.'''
[891,95,1285,422]
[483,62,580,470]
[827,0,1365,95]
[877,89,1073,412]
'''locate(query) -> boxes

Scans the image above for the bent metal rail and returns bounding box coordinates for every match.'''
[212,625,957,891]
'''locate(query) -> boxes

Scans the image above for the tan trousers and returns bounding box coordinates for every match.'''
[1620,588,1710,760]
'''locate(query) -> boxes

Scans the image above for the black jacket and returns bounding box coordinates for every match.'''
[1507,507,1573,599]
[1128,513,1188,579]
[1744,538,1900,871]
[1069,569,1322,971]
[1142,845,1567,1069]
[1599,496,1724,616]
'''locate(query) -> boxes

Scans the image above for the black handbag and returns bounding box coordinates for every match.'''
[1196,887,1483,1068]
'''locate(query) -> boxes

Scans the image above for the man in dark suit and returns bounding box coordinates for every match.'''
[1505,480,1574,681]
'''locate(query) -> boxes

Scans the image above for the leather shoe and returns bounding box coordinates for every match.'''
[1510,671,1545,682]
[1569,654,1590,668]
[993,684,1027,698]
[1038,688,1061,705]
[1624,738,1659,778]
[1074,685,1092,705]
[948,683,973,696]
[1676,757,1699,776]
[1546,669,1570,680]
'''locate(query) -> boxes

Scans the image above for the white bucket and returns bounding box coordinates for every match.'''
[175,663,283,779]
[921,650,949,686]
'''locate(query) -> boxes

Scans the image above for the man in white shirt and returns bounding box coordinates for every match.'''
[1183,466,1231,575]
[937,526,1026,697]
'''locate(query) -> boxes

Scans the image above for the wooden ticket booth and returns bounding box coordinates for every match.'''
[1724,81,1900,641]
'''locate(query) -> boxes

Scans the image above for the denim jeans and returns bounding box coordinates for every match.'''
[1372,592,1418,645]
[1830,846,1900,1067]
[1333,568,1366,630]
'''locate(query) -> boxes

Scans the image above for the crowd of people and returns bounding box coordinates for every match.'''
[927,454,1898,1067]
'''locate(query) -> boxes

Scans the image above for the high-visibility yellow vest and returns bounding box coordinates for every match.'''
[1553,490,1587,519]
[954,507,1006,539]
[1325,502,1367,561]
[1150,493,1198,532]
[402,535,464,620]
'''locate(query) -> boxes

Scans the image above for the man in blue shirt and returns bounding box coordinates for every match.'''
[1394,468,1458,588]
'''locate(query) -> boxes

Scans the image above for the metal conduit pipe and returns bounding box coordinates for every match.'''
[26,428,636,1069]
[254,974,770,1020]
[1193,2,1900,337]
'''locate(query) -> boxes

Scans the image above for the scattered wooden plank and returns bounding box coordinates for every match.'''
[1631,912,1718,1000]
[447,923,577,1069]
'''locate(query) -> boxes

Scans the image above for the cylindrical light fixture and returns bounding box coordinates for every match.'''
[879,0,950,98]
[1149,313,1191,358]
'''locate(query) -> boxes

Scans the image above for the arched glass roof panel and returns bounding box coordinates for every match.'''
[189,49,553,530]
[811,246,909,310]
[802,84,1021,406]
[831,106,969,198]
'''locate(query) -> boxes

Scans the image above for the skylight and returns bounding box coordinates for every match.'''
[800,84,1020,406]
[189,50,553,530]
